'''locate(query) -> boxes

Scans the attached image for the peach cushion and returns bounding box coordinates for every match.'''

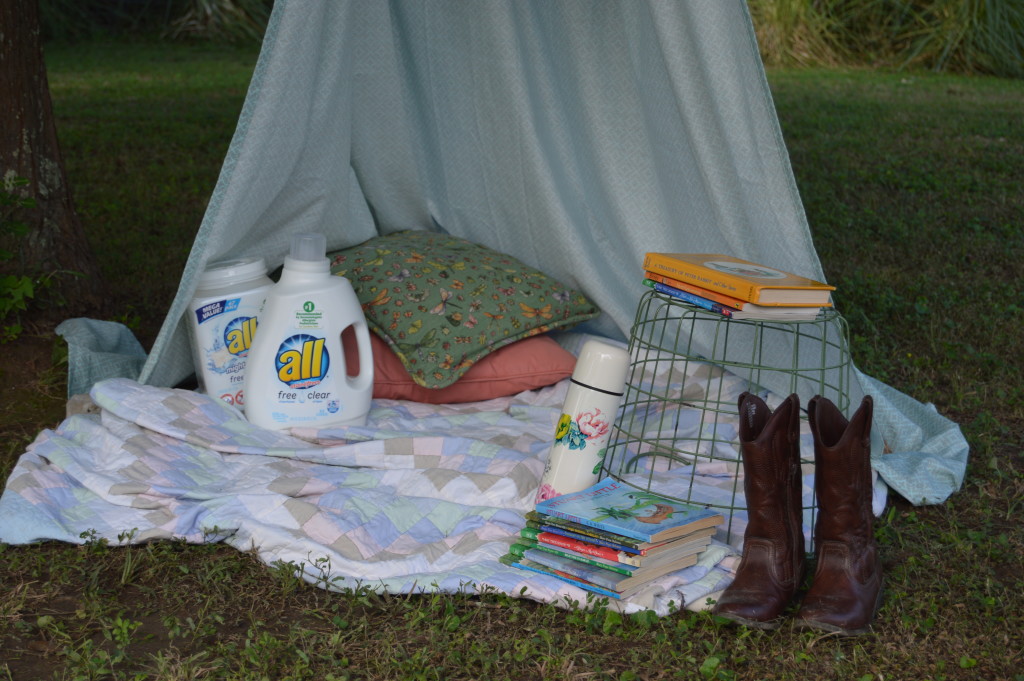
[370,333,575,403]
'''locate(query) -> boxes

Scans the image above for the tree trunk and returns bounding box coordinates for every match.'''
[0,0,104,321]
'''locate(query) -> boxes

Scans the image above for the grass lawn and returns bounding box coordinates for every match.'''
[1,38,1022,680]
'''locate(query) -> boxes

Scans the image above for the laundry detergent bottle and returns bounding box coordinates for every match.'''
[187,257,273,408]
[244,233,373,430]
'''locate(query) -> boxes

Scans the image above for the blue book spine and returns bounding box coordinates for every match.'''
[510,560,622,600]
[523,548,629,591]
[643,279,733,317]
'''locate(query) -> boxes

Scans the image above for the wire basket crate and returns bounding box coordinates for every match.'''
[603,290,853,546]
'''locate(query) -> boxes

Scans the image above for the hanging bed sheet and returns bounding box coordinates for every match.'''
[0,333,922,616]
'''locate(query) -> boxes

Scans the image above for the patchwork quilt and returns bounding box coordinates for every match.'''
[1,342,897,616]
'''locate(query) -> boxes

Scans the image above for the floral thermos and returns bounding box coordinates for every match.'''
[536,340,630,503]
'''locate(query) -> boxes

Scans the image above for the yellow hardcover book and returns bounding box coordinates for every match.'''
[644,271,825,320]
[642,253,835,306]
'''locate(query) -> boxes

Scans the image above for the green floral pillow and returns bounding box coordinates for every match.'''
[329,230,599,389]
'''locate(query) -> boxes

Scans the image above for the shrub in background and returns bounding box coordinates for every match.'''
[38,0,1020,77]
[898,0,1024,77]
[748,0,1024,78]
[746,0,848,67]
[39,0,273,43]
[39,0,177,41]
[165,0,273,43]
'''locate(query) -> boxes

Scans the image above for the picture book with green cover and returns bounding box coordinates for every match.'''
[533,478,723,543]
[520,526,713,568]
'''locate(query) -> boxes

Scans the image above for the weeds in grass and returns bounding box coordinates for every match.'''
[0,175,47,343]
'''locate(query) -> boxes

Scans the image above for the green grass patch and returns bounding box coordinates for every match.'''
[772,69,1024,416]
[44,39,260,343]
[0,40,1021,680]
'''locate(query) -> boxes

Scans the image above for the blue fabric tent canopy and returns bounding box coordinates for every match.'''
[58,0,967,505]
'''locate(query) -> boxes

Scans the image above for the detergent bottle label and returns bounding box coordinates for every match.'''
[189,289,270,408]
[224,316,258,357]
[294,300,324,329]
[243,242,372,431]
[270,332,341,416]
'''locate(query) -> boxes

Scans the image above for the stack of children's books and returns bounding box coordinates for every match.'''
[504,478,724,600]
[641,252,835,321]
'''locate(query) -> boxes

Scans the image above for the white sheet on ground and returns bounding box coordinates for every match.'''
[2,333,955,616]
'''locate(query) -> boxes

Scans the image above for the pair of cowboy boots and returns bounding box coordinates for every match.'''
[712,392,883,636]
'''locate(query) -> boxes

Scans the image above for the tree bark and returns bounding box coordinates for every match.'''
[0,0,104,320]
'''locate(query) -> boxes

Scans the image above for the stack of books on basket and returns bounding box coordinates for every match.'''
[503,478,724,600]
[642,252,836,321]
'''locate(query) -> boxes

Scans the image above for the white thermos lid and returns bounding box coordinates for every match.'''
[570,340,630,396]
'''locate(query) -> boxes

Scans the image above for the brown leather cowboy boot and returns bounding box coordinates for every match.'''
[795,395,883,636]
[713,392,805,629]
